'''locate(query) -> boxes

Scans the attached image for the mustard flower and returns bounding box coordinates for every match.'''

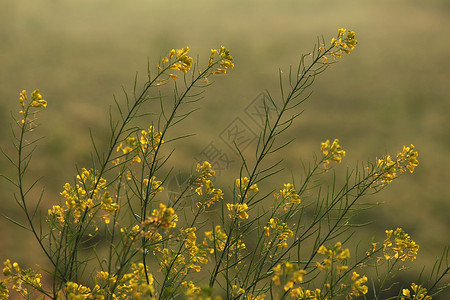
[231,284,245,297]
[19,90,26,109]
[30,89,47,108]
[182,281,201,297]
[148,203,178,229]
[18,89,47,126]
[350,271,368,296]
[2,260,44,299]
[284,269,307,292]
[331,28,358,57]
[56,168,118,224]
[321,139,345,166]
[169,46,193,73]
[235,177,258,200]
[48,205,65,224]
[246,294,266,300]
[2,260,12,277]
[227,203,249,219]
[0,281,9,299]
[236,177,250,188]
[114,263,155,299]
[208,49,218,66]
[197,161,216,179]
[208,45,234,75]
[265,218,293,247]
[143,176,164,194]
[397,144,419,173]
[401,283,432,300]
[383,228,419,261]
[276,183,301,211]
[65,282,92,299]
[376,144,419,185]
[183,227,209,271]
[316,242,350,274]
[271,264,283,286]
[194,173,223,207]
[203,225,228,252]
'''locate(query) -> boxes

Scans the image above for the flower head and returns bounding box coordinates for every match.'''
[321,139,346,166]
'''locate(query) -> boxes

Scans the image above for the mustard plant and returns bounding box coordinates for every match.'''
[1,29,449,300]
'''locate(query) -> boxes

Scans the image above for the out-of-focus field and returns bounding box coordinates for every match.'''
[1,0,449,296]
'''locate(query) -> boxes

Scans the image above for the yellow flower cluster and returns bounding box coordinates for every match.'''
[181,281,223,300]
[52,265,157,299]
[2,260,42,299]
[148,203,178,230]
[49,168,119,224]
[235,176,258,204]
[203,225,246,261]
[18,89,47,125]
[0,281,8,299]
[263,218,293,248]
[131,220,163,244]
[161,46,194,74]
[194,162,223,207]
[182,281,201,299]
[159,45,233,83]
[349,271,369,297]
[19,89,47,109]
[140,126,164,151]
[231,284,245,297]
[316,242,351,274]
[114,263,155,299]
[63,281,97,299]
[376,144,419,185]
[331,28,358,57]
[203,225,228,252]
[274,183,301,211]
[143,176,164,196]
[227,203,249,219]
[321,139,346,167]
[271,262,309,297]
[209,46,234,75]
[401,283,432,300]
[197,161,216,178]
[159,247,186,275]
[382,228,419,262]
[183,227,209,272]
[115,126,164,164]
[236,177,259,194]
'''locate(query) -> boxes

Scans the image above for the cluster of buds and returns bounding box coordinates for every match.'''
[331,28,358,57]
[321,139,346,167]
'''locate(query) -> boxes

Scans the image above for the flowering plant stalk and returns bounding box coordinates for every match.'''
[1,29,448,300]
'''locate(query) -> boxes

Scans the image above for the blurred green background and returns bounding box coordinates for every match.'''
[1,0,449,297]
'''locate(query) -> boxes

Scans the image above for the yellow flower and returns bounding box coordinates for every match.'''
[169,49,175,59]
[208,49,218,66]
[212,68,227,75]
[337,28,347,37]
[182,281,201,296]
[249,183,259,193]
[321,139,345,166]
[336,248,350,261]
[197,161,216,179]
[336,265,348,274]
[330,28,357,57]
[30,89,47,108]
[317,245,328,255]
[227,203,249,219]
[148,203,178,229]
[402,288,411,297]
